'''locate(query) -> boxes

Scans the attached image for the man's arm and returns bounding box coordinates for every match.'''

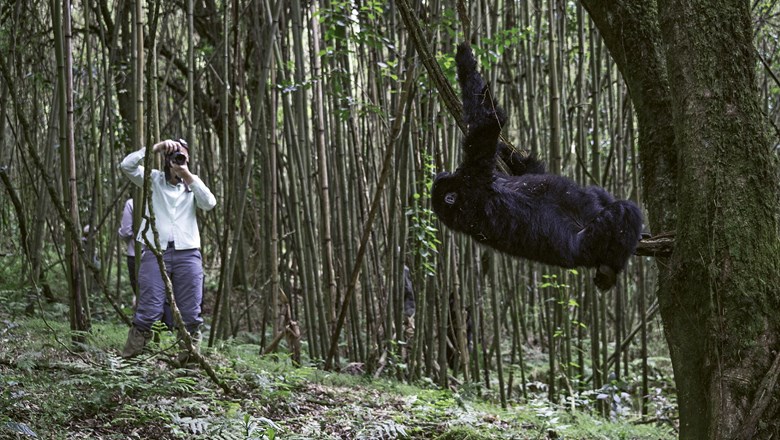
[172,162,217,211]
[119,148,147,188]
[121,140,181,188]
[186,174,217,211]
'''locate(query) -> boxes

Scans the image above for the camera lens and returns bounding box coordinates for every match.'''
[171,152,187,165]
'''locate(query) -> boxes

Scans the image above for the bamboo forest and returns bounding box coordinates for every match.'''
[1,0,779,439]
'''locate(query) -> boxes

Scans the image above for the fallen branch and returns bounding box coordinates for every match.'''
[138,151,239,398]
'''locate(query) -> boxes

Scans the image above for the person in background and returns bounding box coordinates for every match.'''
[118,197,173,330]
[119,138,216,365]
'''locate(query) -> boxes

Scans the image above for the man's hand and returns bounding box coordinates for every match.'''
[152,139,186,155]
[153,139,193,184]
[170,162,194,184]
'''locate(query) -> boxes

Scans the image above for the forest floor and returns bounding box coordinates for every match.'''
[0,315,676,439]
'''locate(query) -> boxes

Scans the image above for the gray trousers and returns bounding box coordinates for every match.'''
[134,245,203,333]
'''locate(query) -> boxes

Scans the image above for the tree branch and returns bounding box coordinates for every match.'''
[634,232,675,257]
[324,46,417,371]
[395,0,464,131]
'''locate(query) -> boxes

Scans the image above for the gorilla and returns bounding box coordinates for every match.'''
[431,43,643,290]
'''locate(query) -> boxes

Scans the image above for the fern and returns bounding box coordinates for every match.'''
[166,410,282,440]
[170,414,210,435]
[356,420,409,439]
[14,351,44,371]
[3,421,38,438]
[203,432,243,440]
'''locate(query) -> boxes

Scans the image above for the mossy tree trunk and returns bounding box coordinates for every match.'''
[581,0,780,438]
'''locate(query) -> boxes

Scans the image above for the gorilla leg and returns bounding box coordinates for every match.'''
[455,43,506,170]
[456,43,491,128]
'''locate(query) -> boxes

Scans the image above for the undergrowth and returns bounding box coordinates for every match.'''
[0,314,675,439]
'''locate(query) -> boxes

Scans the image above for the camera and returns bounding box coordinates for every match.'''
[170,151,187,165]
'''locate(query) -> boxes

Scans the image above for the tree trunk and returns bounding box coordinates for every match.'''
[581,0,780,437]
[58,0,90,336]
[309,2,339,347]
[658,1,780,437]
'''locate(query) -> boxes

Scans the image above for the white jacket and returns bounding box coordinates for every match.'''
[119,148,216,250]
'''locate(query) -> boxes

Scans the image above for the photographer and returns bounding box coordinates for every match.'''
[118,139,216,364]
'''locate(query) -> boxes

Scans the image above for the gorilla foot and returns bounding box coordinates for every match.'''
[594,265,616,291]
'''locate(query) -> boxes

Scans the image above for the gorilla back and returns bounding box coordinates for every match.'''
[431,43,643,290]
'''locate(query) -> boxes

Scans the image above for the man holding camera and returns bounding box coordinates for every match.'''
[118,139,216,364]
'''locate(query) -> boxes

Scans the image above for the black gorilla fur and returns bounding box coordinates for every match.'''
[431,43,643,290]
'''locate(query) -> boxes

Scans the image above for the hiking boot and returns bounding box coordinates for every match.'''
[121,326,152,358]
[174,329,201,367]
